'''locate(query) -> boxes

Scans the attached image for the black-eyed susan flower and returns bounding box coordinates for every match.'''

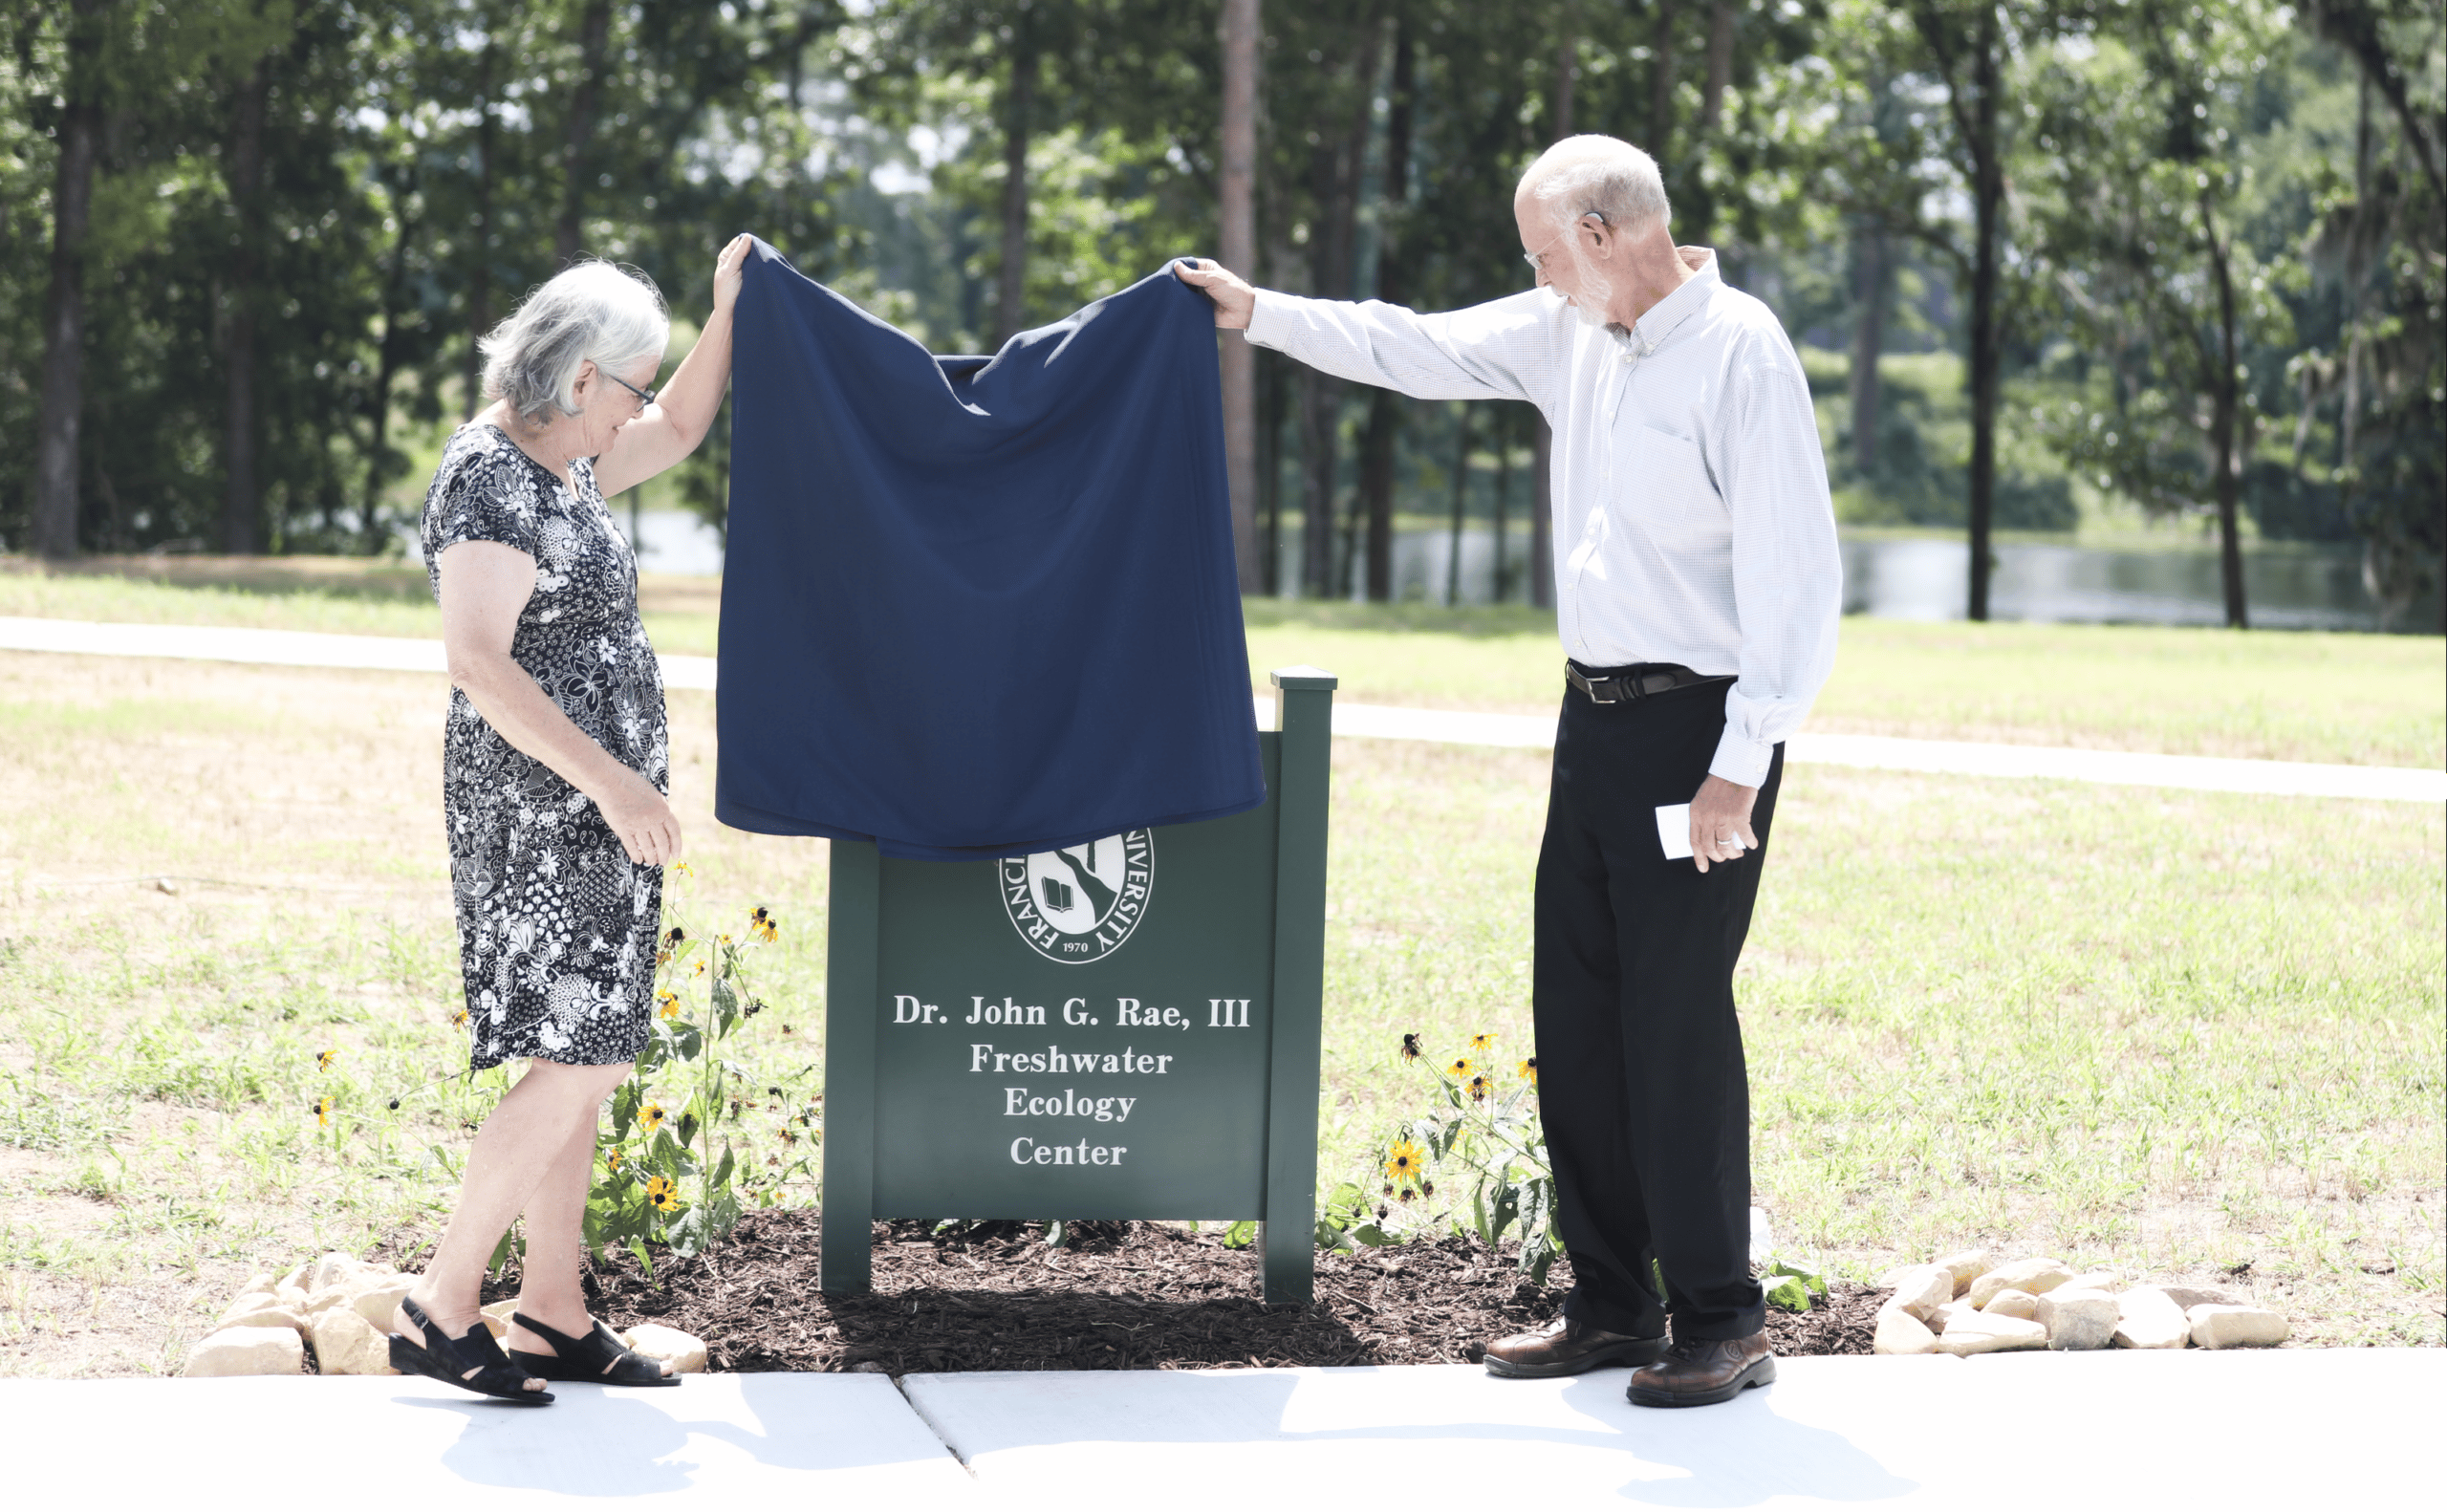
[657,990,680,1020]
[1397,1185,1417,1203]
[745,998,766,1018]
[671,861,694,880]
[311,1094,336,1128]
[1398,1032,1422,1062]
[1518,1057,1537,1085]
[749,907,778,944]
[1466,1072,1493,1102]
[1468,1031,1496,1052]
[663,926,686,948]
[646,1174,679,1211]
[315,1048,339,1071]
[449,1006,469,1029]
[1420,1178,1435,1199]
[719,932,733,946]
[603,1148,624,1174]
[1384,1138,1424,1183]
[1445,1056,1474,1081]
[639,1102,666,1134]
[689,958,707,980]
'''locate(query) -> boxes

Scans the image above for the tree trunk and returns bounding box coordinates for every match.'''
[556,0,612,266]
[1219,0,1262,591]
[30,0,107,560]
[1849,223,1889,473]
[466,37,497,418]
[1299,38,1374,598]
[1260,347,1286,593]
[1964,9,2002,622]
[365,176,418,551]
[2201,186,2247,630]
[994,30,1040,347]
[1648,0,1678,154]
[1445,402,1471,604]
[1702,0,1736,133]
[1495,407,1514,602]
[222,60,270,555]
[1357,12,1413,603]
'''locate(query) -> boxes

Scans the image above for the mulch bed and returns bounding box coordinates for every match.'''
[467,1210,1876,1372]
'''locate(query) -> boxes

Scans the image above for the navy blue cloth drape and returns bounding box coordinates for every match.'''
[715,241,1263,859]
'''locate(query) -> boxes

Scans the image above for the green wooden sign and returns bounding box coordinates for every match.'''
[821,667,1337,1305]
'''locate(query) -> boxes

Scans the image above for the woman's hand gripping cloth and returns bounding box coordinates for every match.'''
[715,241,1265,860]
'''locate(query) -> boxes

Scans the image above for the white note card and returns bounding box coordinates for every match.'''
[1655,804,1694,860]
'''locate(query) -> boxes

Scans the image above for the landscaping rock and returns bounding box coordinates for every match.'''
[312,1307,399,1375]
[184,1327,305,1377]
[1872,1305,1938,1356]
[1932,1300,1982,1335]
[237,1272,275,1299]
[352,1278,415,1331]
[480,1299,519,1339]
[1888,1264,1955,1322]
[216,1290,278,1326]
[2160,1285,2244,1310]
[301,1285,357,1320]
[1981,1288,2040,1320]
[309,1252,385,1294]
[2113,1288,2193,1350]
[2035,1288,2119,1350]
[276,1264,312,1294]
[1966,1259,2072,1309]
[620,1324,707,1374]
[2061,1270,2122,1294]
[1932,1312,2048,1356]
[2186,1305,2288,1350]
[220,1305,309,1333]
[1933,1250,1994,1297]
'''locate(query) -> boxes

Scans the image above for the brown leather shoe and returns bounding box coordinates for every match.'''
[1626,1331,1777,1407]
[1483,1315,1667,1378]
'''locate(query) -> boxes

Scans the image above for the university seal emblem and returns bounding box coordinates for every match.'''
[1000,832,1154,963]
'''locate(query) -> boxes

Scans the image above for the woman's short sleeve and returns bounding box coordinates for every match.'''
[425,440,546,562]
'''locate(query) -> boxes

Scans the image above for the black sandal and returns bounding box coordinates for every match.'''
[506,1311,680,1388]
[387,1295,554,1405]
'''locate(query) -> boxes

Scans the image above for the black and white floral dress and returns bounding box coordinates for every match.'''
[420,423,668,1069]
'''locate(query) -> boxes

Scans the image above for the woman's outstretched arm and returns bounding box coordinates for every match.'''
[593,233,752,499]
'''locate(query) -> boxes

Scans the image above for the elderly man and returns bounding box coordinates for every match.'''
[1178,134,1839,1408]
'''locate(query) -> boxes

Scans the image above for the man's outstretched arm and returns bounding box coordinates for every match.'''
[1172,258,1557,409]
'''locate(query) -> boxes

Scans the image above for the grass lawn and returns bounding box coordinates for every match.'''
[0,563,2439,1372]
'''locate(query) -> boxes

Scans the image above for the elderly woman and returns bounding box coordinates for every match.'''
[390,236,750,1403]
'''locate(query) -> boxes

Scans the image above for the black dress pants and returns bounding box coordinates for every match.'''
[1535,679,1782,1343]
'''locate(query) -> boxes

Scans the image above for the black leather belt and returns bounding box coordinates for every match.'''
[1566,659,1733,704]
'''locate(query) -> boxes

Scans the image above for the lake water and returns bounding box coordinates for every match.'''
[583,511,2435,634]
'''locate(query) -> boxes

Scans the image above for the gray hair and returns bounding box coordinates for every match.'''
[480,261,670,421]
[1517,135,1673,240]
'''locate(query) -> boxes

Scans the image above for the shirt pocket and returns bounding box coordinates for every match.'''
[1622,422,1724,542]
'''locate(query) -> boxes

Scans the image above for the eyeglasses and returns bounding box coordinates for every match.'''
[603,369,657,410]
[1523,210,1609,272]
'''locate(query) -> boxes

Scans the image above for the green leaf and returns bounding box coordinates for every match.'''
[1220,1220,1256,1249]
[1766,1275,1813,1312]
[1347,1223,1397,1247]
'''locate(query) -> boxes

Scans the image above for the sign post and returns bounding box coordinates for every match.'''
[820,667,1337,1306]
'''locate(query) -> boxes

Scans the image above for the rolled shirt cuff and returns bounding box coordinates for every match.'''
[1244,288,1293,349]
[1708,725,1777,788]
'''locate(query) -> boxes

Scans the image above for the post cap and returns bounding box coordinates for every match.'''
[1269,665,1338,691]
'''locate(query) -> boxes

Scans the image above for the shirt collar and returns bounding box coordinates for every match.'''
[1626,247,1720,351]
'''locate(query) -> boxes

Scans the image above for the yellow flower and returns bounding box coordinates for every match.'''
[315,1048,338,1071]
[311,1094,336,1128]
[690,959,707,979]
[1445,1057,1474,1081]
[1518,1057,1537,1085]
[603,1148,624,1174]
[646,1174,680,1211]
[1398,1032,1422,1061]
[449,1006,469,1029]
[749,907,778,943]
[639,1102,666,1134]
[719,933,733,946]
[657,991,680,1020]
[1384,1138,1424,1182]
[1466,1072,1492,1102]
[671,860,694,880]
[1468,1032,1496,1052]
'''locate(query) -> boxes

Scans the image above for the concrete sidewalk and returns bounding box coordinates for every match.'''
[6,614,2440,802]
[13,1351,2438,1508]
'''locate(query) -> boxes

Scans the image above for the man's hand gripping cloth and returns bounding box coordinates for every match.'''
[716,241,1264,859]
